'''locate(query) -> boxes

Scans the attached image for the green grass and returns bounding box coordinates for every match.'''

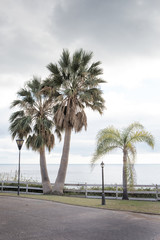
[1,192,160,215]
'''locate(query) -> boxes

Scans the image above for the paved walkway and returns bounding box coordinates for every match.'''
[0,196,160,240]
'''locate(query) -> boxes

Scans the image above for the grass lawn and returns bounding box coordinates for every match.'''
[1,192,160,215]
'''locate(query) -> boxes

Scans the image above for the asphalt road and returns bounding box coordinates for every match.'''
[0,196,160,240]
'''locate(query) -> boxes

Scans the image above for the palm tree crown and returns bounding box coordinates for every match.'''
[10,77,58,151]
[45,49,106,132]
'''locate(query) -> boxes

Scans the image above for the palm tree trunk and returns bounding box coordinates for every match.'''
[122,148,129,200]
[40,147,52,194]
[53,127,72,194]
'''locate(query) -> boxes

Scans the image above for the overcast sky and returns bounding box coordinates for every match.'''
[0,0,160,165]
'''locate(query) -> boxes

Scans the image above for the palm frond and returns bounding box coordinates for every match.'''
[74,111,87,132]
[88,61,103,76]
[17,88,30,97]
[54,128,62,141]
[128,130,154,149]
[10,100,22,108]
[91,126,123,165]
[81,50,93,67]
[97,127,121,143]
[9,116,32,139]
[47,63,60,75]
[59,49,70,68]
[45,133,55,152]
[91,145,119,165]
[122,122,144,144]
[27,76,41,94]
[9,111,24,122]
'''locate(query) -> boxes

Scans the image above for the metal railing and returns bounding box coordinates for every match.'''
[0,181,160,201]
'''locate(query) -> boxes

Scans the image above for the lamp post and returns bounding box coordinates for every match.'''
[16,139,24,195]
[101,161,106,205]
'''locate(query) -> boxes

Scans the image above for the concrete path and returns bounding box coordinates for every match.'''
[0,196,160,240]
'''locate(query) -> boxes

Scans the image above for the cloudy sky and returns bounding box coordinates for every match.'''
[0,0,160,165]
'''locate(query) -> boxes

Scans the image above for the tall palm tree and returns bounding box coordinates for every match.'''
[45,49,106,194]
[91,122,154,200]
[9,77,61,194]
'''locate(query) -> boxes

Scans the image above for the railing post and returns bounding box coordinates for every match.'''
[156,184,158,200]
[1,181,3,192]
[85,182,87,198]
[26,183,28,194]
[116,184,118,199]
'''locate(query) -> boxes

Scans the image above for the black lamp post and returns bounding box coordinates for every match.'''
[101,161,106,205]
[16,139,24,195]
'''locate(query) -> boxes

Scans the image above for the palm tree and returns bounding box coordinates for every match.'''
[91,122,154,200]
[45,49,106,194]
[9,77,61,194]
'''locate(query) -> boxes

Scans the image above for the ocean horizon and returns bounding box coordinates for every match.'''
[0,164,160,185]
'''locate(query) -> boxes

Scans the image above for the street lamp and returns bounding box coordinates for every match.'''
[101,161,106,205]
[16,139,24,195]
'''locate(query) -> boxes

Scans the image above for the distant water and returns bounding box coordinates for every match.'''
[0,164,160,185]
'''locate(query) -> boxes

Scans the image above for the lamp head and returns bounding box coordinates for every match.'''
[100,161,104,168]
[16,139,24,150]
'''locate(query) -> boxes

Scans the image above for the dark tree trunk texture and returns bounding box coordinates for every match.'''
[40,147,52,194]
[53,127,72,194]
[122,148,129,200]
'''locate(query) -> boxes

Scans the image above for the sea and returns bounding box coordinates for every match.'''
[0,164,160,185]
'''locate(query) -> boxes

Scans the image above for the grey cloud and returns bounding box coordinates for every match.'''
[0,0,56,75]
[50,0,160,59]
[0,26,50,74]
[1,0,160,77]
[0,107,10,137]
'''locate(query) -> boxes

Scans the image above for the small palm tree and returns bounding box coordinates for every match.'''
[9,77,61,194]
[91,122,154,200]
[45,49,106,194]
